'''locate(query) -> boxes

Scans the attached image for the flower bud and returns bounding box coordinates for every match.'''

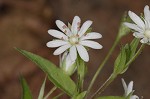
[60,52,77,76]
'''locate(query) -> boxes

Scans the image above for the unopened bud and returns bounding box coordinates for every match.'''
[60,52,76,76]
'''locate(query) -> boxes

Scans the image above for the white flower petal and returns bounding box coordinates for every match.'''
[47,40,68,48]
[140,38,148,43]
[80,32,102,40]
[69,46,77,61]
[128,11,145,29]
[78,20,93,37]
[130,95,139,99]
[124,22,143,33]
[53,44,71,55]
[48,29,68,40]
[121,79,128,95]
[80,40,103,49]
[55,20,71,36]
[133,32,144,38]
[127,81,133,95]
[76,45,89,62]
[71,16,81,34]
[144,5,150,22]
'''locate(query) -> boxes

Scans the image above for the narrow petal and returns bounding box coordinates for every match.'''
[69,46,77,61]
[80,32,102,40]
[48,29,68,40]
[55,20,71,36]
[53,44,71,55]
[71,16,81,34]
[140,38,148,43]
[144,5,150,21]
[133,32,144,38]
[121,79,128,95]
[127,81,133,95]
[80,40,103,49]
[124,22,143,33]
[128,11,145,29]
[78,20,93,37]
[76,45,89,62]
[47,40,68,48]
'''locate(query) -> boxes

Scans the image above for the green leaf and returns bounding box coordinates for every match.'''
[20,76,33,99]
[96,96,127,99]
[16,48,77,96]
[129,38,140,58]
[38,77,46,99]
[114,46,126,74]
[113,38,140,74]
[72,91,87,99]
[120,38,140,74]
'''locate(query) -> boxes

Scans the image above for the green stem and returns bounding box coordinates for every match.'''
[85,37,119,98]
[44,86,57,99]
[91,44,145,98]
[77,56,85,92]
[91,74,117,98]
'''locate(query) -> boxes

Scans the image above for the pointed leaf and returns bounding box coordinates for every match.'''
[20,76,33,99]
[114,46,126,74]
[129,38,140,58]
[16,48,77,96]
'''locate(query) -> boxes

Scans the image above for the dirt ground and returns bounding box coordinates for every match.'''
[0,0,150,99]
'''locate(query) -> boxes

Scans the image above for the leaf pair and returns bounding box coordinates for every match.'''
[113,38,140,74]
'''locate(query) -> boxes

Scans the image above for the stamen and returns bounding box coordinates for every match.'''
[76,34,79,37]
[61,37,64,40]
[64,30,67,33]
[77,22,81,26]
[62,25,67,29]
[77,27,80,30]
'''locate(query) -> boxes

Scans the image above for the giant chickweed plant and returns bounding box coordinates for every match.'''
[16,5,150,99]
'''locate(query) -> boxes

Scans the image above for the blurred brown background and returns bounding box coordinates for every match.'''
[0,0,150,99]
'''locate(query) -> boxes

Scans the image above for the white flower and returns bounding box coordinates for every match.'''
[121,79,139,99]
[124,5,150,45]
[60,51,76,75]
[47,16,102,62]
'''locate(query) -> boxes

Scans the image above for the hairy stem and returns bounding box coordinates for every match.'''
[91,74,117,98]
[85,38,119,98]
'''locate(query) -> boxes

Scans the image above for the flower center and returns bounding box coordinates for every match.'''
[144,29,150,38]
[69,35,79,45]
